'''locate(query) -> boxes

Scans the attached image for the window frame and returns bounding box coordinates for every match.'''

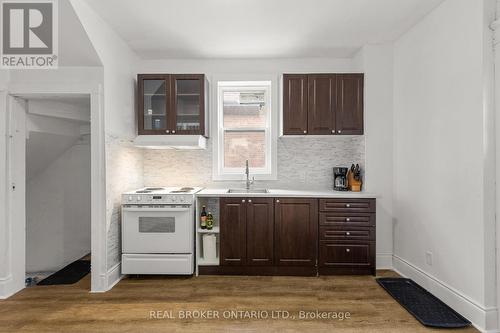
[212,77,278,181]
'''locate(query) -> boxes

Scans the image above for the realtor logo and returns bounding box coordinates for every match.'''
[1,0,58,68]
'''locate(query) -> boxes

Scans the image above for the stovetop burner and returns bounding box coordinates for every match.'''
[126,187,202,196]
[170,187,195,193]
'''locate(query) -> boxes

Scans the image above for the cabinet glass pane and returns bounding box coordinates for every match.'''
[175,79,201,131]
[143,80,166,130]
[177,79,200,94]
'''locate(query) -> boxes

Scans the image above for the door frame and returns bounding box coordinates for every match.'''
[0,82,106,296]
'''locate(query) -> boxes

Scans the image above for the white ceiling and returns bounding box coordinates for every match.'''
[84,0,445,59]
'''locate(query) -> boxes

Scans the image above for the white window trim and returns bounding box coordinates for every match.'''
[211,75,278,181]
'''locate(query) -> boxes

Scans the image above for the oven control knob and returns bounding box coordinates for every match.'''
[171,196,177,202]
[128,196,133,202]
[179,196,185,202]
[136,196,141,201]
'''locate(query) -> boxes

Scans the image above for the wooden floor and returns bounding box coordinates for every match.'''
[0,270,477,333]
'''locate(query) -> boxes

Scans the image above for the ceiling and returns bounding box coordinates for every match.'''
[84,0,445,59]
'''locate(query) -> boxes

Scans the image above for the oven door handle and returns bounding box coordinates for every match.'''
[122,207,191,212]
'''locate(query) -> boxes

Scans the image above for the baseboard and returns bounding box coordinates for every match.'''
[105,263,123,291]
[0,275,14,299]
[376,253,393,269]
[393,255,498,333]
[0,274,25,299]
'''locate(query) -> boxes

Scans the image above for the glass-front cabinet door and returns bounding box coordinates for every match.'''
[172,74,205,135]
[138,75,170,135]
[137,74,205,136]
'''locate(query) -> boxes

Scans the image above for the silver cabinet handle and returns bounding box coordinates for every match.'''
[338,130,342,134]
[331,130,335,134]
[346,204,351,208]
[346,232,351,236]
[276,199,280,203]
[346,248,350,253]
[303,130,307,134]
[346,218,351,222]
[242,199,246,203]
[172,130,176,134]
[248,199,252,203]
[165,130,170,133]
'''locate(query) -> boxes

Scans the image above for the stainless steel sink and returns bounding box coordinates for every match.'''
[227,188,269,194]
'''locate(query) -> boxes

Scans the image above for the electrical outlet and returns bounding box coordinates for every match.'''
[425,251,433,266]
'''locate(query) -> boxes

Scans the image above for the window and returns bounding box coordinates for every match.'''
[214,80,275,180]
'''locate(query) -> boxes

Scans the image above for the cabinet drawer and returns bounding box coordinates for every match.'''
[320,212,375,227]
[319,227,374,241]
[319,199,375,213]
[319,241,374,267]
[122,254,193,275]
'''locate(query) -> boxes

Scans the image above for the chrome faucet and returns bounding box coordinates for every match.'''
[245,160,255,190]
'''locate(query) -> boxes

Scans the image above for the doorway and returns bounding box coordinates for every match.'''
[3,86,106,297]
[22,95,92,287]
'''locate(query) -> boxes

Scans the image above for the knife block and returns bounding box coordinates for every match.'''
[347,170,363,192]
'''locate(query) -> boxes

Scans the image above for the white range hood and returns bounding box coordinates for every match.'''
[133,135,207,150]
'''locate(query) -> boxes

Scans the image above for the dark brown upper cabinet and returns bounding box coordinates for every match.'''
[336,74,364,135]
[308,74,336,135]
[283,74,308,135]
[282,73,364,135]
[137,74,206,136]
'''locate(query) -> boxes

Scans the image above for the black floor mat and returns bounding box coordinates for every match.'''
[377,277,471,328]
[37,260,90,285]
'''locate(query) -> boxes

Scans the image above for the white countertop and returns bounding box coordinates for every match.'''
[196,188,377,198]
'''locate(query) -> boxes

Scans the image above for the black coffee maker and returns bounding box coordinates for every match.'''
[333,167,349,191]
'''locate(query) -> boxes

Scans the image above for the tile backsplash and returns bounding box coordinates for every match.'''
[143,136,365,190]
[106,137,144,270]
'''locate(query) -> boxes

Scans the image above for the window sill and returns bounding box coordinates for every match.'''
[212,175,278,182]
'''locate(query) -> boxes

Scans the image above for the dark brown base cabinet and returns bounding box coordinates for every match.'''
[318,199,376,275]
[274,198,318,267]
[200,197,376,276]
[219,197,274,266]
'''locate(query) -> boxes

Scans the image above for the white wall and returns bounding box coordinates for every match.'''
[0,70,11,293]
[26,136,91,272]
[393,0,496,330]
[353,44,394,269]
[70,0,144,289]
[139,57,353,75]
[494,0,500,329]
[70,0,138,138]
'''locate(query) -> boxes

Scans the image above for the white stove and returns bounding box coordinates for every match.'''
[122,187,202,205]
[121,187,202,275]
